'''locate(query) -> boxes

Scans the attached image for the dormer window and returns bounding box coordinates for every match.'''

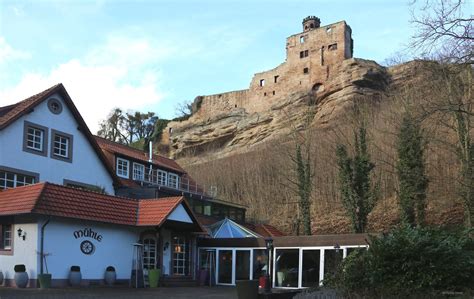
[168,173,179,189]
[133,163,145,181]
[157,170,167,186]
[116,158,129,178]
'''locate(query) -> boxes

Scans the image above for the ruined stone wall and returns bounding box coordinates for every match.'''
[193,20,352,118]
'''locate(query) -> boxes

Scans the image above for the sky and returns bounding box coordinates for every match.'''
[0,0,417,133]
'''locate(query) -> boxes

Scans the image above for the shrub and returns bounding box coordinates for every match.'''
[326,225,474,296]
[14,264,26,272]
[106,266,115,272]
[70,266,81,272]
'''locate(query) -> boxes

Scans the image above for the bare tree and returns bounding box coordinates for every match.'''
[410,0,473,64]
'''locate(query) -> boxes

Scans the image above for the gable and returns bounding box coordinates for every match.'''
[167,203,193,223]
[0,85,118,193]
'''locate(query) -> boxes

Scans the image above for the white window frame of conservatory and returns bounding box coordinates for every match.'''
[198,247,267,286]
[272,245,368,289]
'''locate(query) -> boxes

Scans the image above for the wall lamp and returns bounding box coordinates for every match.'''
[17,228,27,240]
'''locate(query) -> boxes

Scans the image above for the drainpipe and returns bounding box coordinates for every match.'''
[40,218,50,275]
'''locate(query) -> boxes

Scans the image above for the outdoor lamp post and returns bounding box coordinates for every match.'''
[265,238,273,292]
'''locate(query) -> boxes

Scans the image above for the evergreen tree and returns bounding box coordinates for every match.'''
[336,126,377,233]
[397,114,428,226]
[296,144,312,235]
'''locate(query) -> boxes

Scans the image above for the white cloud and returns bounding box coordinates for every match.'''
[0,36,169,133]
[0,37,31,64]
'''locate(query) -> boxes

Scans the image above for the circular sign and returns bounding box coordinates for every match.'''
[80,240,95,255]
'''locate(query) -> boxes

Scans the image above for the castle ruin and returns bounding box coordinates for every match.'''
[191,16,353,118]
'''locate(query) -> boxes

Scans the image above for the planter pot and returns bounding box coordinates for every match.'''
[14,272,29,288]
[0,271,4,286]
[104,271,116,286]
[148,269,160,288]
[69,271,82,287]
[236,280,259,299]
[38,274,52,289]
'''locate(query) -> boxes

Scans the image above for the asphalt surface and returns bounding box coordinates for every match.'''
[0,286,239,299]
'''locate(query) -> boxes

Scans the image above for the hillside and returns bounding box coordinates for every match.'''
[155,57,471,234]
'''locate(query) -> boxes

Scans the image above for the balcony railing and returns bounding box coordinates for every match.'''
[140,167,217,198]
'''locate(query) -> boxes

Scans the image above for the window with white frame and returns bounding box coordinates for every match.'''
[0,224,12,251]
[157,170,167,186]
[0,170,36,190]
[133,163,145,181]
[53,134,69,158]
[168,173,179,189]
[116,158,129,178]
[26,126,44,151]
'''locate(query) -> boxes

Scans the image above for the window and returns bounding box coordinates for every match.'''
[116,158,129,178]
[303,67,309,74]
[259,79,265,87]
[299,36,305,43]
[275,249,299,287]
[300,50,309,58]
[272,91,275,95]
[23,121,48,156]
[132,163,145,181]
[302,250,321,287]
[0,169,36,190]
[328,43,338,51]
[168,173,179,189]
[47,98,63,114]
[0,224,12,251]
[274,75,279,83]
[326,27,333,33]
[157,170,167,186]
[51,130,73,162]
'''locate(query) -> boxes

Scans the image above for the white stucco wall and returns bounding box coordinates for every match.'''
[0,93,115,194]
[43,218,139,280]
[0,223,39,283]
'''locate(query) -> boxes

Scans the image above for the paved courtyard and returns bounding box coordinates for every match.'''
[0,286,238,299]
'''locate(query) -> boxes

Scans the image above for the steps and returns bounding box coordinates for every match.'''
[161,276,198,287]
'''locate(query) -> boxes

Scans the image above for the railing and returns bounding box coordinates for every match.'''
[140,167,216,198]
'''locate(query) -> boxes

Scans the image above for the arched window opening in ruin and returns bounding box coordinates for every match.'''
[300,36,305,44]
[264,92,267,96]
[274,75,279,83]
[303,67,309,74]
[260,79,265,87]
[169,127,173,134]
[310,23,314,28]
[272,91,275,95]
[328,43,338,51]
[326,27,332,33]
[235,104,237,108]
[312,83,324,93]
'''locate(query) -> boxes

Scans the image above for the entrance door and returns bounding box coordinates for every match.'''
[172,235,191,276]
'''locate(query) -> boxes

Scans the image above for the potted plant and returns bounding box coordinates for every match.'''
[69,265,82,287]
[236,279,259,299]
[104,266,116,286]
[37,272,52,289]
[148,266,160,288]
[14,264,28,288]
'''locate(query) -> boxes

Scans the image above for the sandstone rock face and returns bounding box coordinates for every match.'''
[162,58,395,162]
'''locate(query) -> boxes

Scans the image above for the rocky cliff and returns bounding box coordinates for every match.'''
[162,58,396,162]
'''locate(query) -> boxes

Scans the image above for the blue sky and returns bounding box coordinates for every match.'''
[0,0,415,132]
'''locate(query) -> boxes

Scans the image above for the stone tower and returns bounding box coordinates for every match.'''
[302,16,321,31]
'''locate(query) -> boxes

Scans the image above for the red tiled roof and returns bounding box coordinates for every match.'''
[0,84,120,186]
[95,136,186,174]
[0,183,204,231]
[138,197,182,226]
